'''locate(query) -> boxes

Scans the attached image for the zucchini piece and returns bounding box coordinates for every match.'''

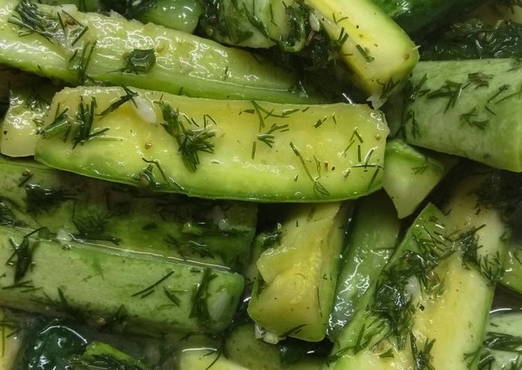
[383,139,452,218]
[480,312,522,370]
[35,86,389,202]
[328,191,400,339]
[0,156,256,270]
[303,0,419,105]
[328,180,506,370]
[248,203,349,342]
[0,225,244,335]
[0,0,312,104]
[179,349,248,370]
[371,0,484,34]
[0,85,57,158]
[421,19,522,60]
[403,58,522,172]
[225,323,325,370]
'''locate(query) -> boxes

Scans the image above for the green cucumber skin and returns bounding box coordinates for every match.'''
[0,0,312,104]
[328,191,400,339]
[0,226,244,335]
[383,139,448,218]
[372,0,483,34]
[404,59,522,172]
[35,86,388,202]
[0,156,257,270]
[500,242,522,294]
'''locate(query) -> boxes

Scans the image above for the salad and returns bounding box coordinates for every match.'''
[0,0,520,368]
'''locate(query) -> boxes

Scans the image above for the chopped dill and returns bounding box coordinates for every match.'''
[427,80,464,112]
[121,49,156,74]
[190,268,217,328]
[290,142,329,197]
[98,87,137,116]
[256,123,289,148]
[131,271,174,299]
[6,227,46,283]
[25,183,75,214]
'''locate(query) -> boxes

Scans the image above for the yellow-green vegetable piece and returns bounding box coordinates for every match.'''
[304,0,419,105]
[248,203,349,341]
[35,86,389,202]
[0,0,312,103]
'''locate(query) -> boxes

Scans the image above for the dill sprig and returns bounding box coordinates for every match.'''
[6,228,47,283]
[289,142,329,197]
[131,271,174,299]
[25,183,75,214]
[72,204,120,245]
[98,87,137,116]
[158,101,216,172]
[411,334,435,370]
[73,96,109,147]
[190,268,217,328]
[68,40,97,84]
[256,123,289,148]
[484,331,522,352]
[0,200,19,227]
[460,108,489,130]
[427,80,464,112]
[121,49,156,74]
[8,0,59,42]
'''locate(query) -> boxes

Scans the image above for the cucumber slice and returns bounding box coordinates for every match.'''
[0,225,244,335]
[328,191,400,339]
[403,59,522,172]
[383,139,452,218]
[0,0,312,103]
[248,203,350,341]
[179,349,248,370]
[0,156,256,270]
[0,85,58,158]
[35,86,389,202]
[328,176,506,370]
[303,0,419,105]
[0,308,20,370]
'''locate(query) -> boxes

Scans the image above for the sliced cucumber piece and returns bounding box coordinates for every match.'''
[383,139,453,218]
[481,311,522,370]
[35,86,388,202]
[0,225,244,335]
[501,241,522,294]
[329,176,506,370]
[248,203,349,341]
[403,59,522,172]
[0,0,312,103]
[0,156,256,270]
[328,191,400,339]
[179,349,248,370]
[303,0,419,105]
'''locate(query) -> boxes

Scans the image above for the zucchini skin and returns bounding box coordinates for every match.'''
[328,191,400,339]
[0,0,312,103]
[35,86,389,202]
[0,225,244,335]
[403,59,522,172]
[0,156,257,270]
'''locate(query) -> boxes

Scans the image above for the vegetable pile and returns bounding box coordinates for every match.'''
[0,0,521,368]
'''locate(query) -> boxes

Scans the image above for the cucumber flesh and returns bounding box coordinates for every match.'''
[481,312,522,370]
[404,59,522,172]
[500,241,522,294]
[248,203,349,341]
[383,139,453,218]
[35,86,389,202]
[328,191,400,339]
